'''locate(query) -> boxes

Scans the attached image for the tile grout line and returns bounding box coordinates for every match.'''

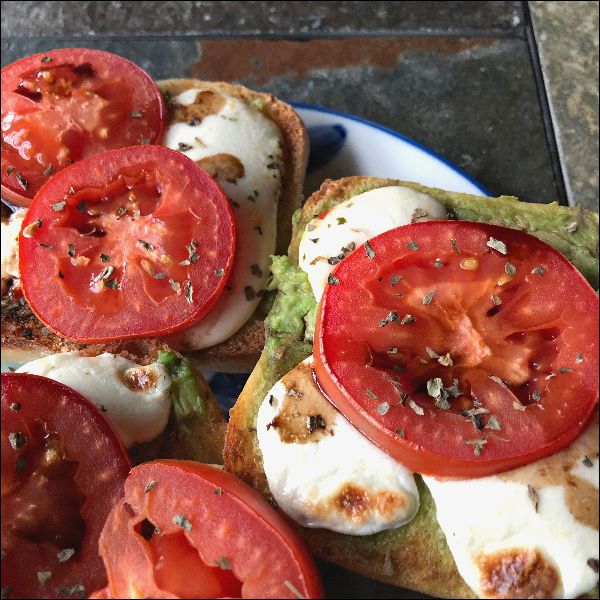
[521,1,569,206]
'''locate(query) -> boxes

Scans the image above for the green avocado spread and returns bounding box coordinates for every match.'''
[250,181,599,591]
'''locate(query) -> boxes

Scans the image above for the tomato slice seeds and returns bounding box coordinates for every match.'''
[314,221,599,478]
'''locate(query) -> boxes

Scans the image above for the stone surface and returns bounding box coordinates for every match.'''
[1,1,523,37]
[530,1,599,210]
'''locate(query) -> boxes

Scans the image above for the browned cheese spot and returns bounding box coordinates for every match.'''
[172,90,226,123]
[197,154,245,182]
[122,366,160,392]
[266,361,337,444]
[477,548,560,599]
[333,483,407,522]
[498,413,599,530]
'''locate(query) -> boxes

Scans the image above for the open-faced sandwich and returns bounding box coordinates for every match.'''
[1,47,308,373]
[225,177,599,599]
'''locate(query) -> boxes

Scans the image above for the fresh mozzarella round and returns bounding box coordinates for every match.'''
[423,420,599,599]
[16,352,172,448]
[1,208,26,291]
[257,356,419,535]
[163,89,283,350]
[298,185,448,300]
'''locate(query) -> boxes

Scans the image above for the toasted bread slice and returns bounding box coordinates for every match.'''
[10,337,227,466]
[224,177,600,598]
[1,80,308,372]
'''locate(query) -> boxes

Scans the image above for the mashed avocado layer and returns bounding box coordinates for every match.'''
[250,181,599,597]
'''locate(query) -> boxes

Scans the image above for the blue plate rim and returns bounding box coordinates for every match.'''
[292,102,491,197]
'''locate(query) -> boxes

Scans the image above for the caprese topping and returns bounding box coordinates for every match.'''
[313,220,599,478]
[1,48,166,208]
[18,145,235,343]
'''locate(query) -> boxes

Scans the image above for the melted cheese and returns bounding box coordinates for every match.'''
[257,356,419,535]
[16,352,172,448]
[163,89,283,350]
[424,421,599,599]
[298,186,447,300]
[1,208,26,290]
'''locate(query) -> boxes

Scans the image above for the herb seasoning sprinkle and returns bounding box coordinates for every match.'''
[486,237,507,254]
[405,241,419,250]
[214,556,233,570]
[144,480,157,493]
[364,240,376,258]
[423,291,436,305]
[173,514,192,531]
[377,402,389,415]
[57,548,76,563]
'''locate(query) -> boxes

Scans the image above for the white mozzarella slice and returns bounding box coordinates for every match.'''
[298,186,448,300]
[163,90,283,350]
[423,420,599,599]
[257,356,419,535]
[1,208,26,287]
[16,352,172,448]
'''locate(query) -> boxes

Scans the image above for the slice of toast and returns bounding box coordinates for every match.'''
[11,337,228,466]
[224,177,600,598]
[1,80,308,372]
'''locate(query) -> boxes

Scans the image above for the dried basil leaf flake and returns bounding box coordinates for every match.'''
[57,548,76,562]
[485,415,502,431]
[408,399,424,415]
[450,238,461,254]
[214,556,233,570]
[15,172,29,190]
[68,244,76,257]
[423,291,436,305]
[390,275,402,287]
[405,241,419,250]
[144,480,157,493]
[184,281,194,304]
[100,253,110,263]
[464,435,488,456]
[37,571,52,585]
[531,266,546,276]
[395,429,405,438]
[558,367,573,374]
[379,311,398,327]
[377,402,390,415]
[283,580,305,599]
[582,456,593,467]
[505,261,517,276]
[364,240,376,258]
[138,239,154,251]
[9,402,21,412]
[52,201,66,211]
[401,314,416,325]
[327,273,340,286]
[486,237,507,254]
[173,514,192,531]
[513,401,527,411]
[576,353,584,363]
[366,388,378,399]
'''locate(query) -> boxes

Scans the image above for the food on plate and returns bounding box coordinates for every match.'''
[12,340,228,466]
[90,460,324,599]
[1,48,166,208]
[1,50,309,372]
[1,372,131,599]
[224,177,599,598]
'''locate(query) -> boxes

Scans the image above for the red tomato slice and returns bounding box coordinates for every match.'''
[1,373,131,599]
[314,221,599,478]
[19,145,235,344]
[1,48,166,207]
[91,460,324,599]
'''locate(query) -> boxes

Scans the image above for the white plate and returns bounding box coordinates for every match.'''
[295,103,490,199]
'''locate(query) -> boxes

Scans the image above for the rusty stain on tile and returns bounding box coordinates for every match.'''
[191,38,497,85]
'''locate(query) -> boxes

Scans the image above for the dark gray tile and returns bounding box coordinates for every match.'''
[1,35,558,205]
[1,1,524,38]
[530,1,599,211]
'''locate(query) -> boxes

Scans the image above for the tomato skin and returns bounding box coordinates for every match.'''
[1,48,166,207]
[19,145,235,344]
[93,460,324,599]
[1,373,131,599]
[314,221,599,479]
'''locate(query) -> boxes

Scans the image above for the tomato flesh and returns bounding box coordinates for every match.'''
[1,48,165,207]
[314,221,599,478]
[1,373,131,599]
[94,460,324,599]
[19,145,235,343]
